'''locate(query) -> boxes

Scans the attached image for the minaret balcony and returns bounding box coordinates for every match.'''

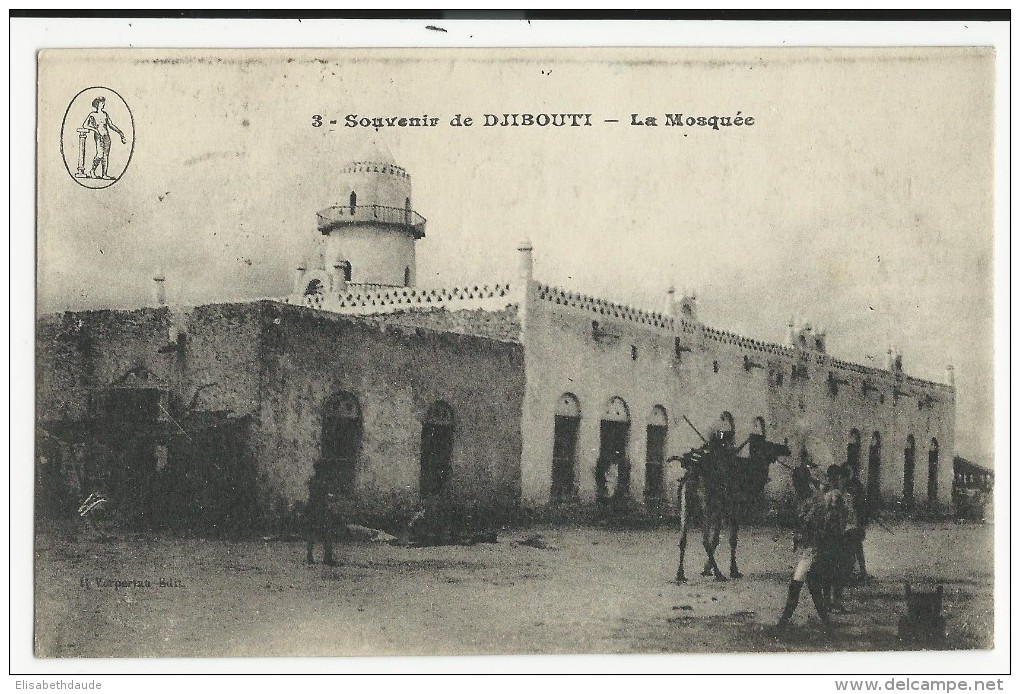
[317,204,427,239]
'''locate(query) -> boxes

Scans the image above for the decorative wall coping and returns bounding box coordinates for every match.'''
[281,282,515,316]
[274,277,953,392]
[533,281,952,392]
[536,283,674,329]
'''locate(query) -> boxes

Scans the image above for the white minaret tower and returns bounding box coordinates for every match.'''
[316,140,425,288]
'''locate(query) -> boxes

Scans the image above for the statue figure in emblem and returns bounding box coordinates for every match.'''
[82,96,127,180]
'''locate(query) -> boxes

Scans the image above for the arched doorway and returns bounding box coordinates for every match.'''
[867,432,882,505]
[644,405,668,501]
[321,391,362,494]
[846,429,862,476]
[748,416,768,460]
[597,397,630,500]
[421,401,454,497]
[551,393,581,501]
[903,435,916,505]
[719,411,736,444]
[927,438,940,503]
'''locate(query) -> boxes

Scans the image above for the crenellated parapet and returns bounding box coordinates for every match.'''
[280,264,954,397]
[530,279,953,395]
[282,282,515,316]
[535,282,675,329]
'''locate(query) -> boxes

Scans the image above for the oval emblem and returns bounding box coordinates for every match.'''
[60,86,135,189]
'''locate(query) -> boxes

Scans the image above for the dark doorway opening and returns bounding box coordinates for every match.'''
[644,405,668,501]
[903,435,916,506]
[868,432,882,506]
[551,393,580,502]
[927,439,940,503]
[846,429,862,474]
[421,401,454,497]
[596,397,630,500]
[105,387,161,527]
[321,392,362,494]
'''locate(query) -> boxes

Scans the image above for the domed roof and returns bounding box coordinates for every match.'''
[349,138,397,167]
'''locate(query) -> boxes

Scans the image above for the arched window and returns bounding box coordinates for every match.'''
[927,438,940,503]
[403,266,411,287]
[304,279,323,296]
[903,435,916,505]
[597,397,631,501]
[747,416,770,467]
[644,405,668,500]
[349,191,357,214]
[421,401,454,497]
[551,393,581,501]
[753,417,767,437]
[321,391,362,494]
[867,432,882,505]
[846,429,862,475]
[719,411,736,444]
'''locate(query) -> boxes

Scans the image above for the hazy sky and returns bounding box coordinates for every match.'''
[37,47,995,466]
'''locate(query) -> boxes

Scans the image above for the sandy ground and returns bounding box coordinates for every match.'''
[34,521,993,658]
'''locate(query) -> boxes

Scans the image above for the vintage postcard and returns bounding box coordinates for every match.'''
[31,41,999,665]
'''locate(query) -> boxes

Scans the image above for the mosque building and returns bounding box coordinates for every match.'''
[35,146,956,528]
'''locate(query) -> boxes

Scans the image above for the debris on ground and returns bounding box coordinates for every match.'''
[405,499,497,547]
[514,533,557,550]
[345,524,398,543]
[459,531,498,545]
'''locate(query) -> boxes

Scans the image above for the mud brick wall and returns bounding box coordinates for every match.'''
[179,303,263,416]
[257,302,526,519]
[36,304,265,420]
[368,307,521,343]
[36,308,176,422]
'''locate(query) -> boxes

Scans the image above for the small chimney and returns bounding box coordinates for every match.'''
[663,285,677,316]
[517,240,534,283]
[680,289,698,321]
[153,271,166,306]
[293,264,307,296]
[814,324,827,353]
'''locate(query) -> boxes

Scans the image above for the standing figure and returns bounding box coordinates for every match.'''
[82,96,127,179]
[844,465,870,580]
[305,460,339,566]
[819,465,858,613]
[791,454,817,504]
[772,467,850,633]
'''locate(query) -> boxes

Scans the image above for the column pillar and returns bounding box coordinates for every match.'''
[75,128,89,177]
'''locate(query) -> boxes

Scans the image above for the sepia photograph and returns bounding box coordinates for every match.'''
[16,17,1007,680]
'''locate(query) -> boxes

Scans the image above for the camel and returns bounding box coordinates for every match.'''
[672,431,789,583]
